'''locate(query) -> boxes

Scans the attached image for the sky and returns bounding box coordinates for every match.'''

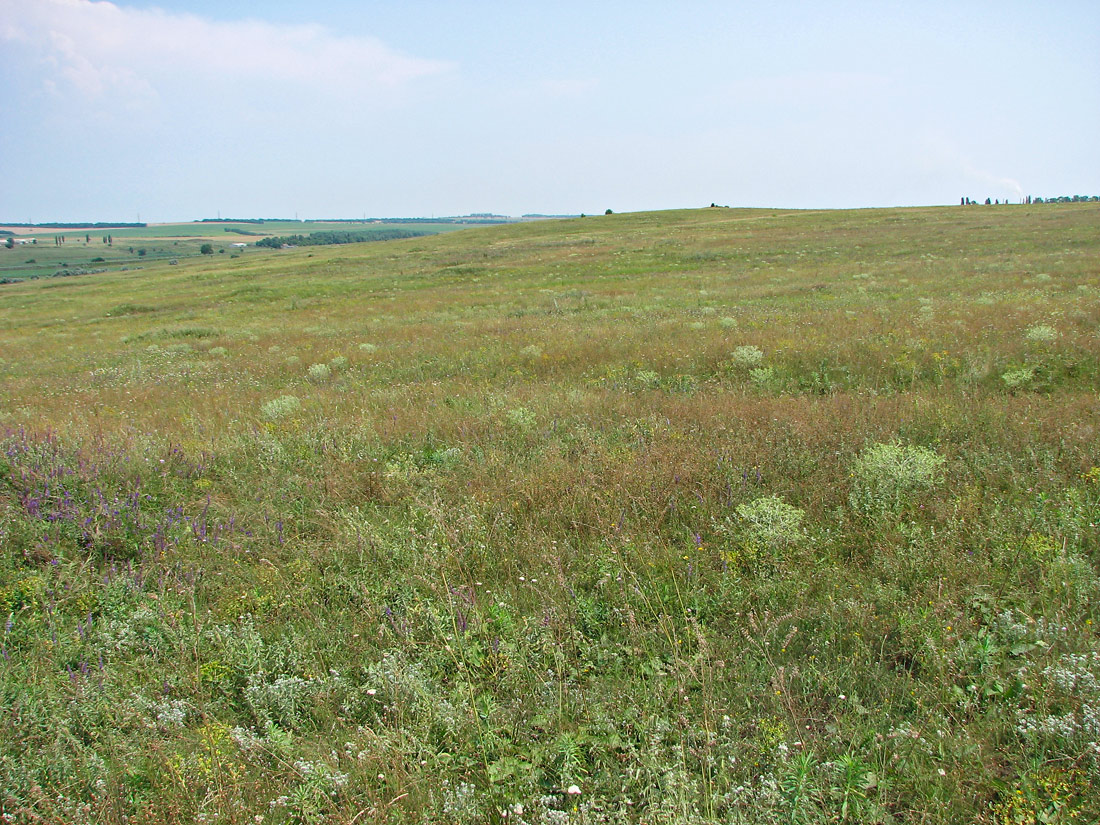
[2,0,1098,222]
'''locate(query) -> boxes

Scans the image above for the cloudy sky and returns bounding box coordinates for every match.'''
[2,0,1097,221]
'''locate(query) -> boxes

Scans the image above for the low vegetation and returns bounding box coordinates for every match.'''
[1,204,1098,823]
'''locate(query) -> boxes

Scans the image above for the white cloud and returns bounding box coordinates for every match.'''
[2,0,453,102]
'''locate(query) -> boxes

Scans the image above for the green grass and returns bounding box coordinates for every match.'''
[1,204,1098,824]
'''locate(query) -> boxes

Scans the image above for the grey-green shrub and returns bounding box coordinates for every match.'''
[1025,324,1058,343]
[732,345,764,367]
[261,395,302,421]
[1002,367,1034,390]
[733,495,806,550]
[506,406,537,431]
[849,442,945,516]
[307,362,332,382]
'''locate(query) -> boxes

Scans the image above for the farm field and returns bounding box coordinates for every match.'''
[1,204,1099,823]
[0,220,477,282]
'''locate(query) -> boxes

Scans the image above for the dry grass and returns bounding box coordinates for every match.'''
[1,204,1098,824]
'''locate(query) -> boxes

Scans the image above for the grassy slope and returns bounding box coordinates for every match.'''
[1,205,1099,824]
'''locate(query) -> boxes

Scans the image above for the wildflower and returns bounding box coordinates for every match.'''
[566,785,581,795]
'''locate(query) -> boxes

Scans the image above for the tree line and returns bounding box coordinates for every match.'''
[254,229,435,248]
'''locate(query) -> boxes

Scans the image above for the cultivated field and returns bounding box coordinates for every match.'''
[1,204,1098,823]
[0,220,472,282]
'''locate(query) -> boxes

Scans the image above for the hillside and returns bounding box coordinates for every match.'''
[1,205,1099,824]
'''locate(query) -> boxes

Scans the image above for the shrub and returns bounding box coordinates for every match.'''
[261,395,302,420]
[849,442,945,516]
[1002,367,1035,390]
[506,406,537,431]
[330,355,349,371]
[1024,324,1058,343]
[735,495,806,549]
[732,345,764,368]
[307,363,332,382]
[749,366,777,389]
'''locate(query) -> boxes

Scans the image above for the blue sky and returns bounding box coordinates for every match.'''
[2,0,1097,221]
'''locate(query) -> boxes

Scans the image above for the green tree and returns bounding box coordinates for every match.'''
[200,243,214,255]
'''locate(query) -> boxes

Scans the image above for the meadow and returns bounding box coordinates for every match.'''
[1,204,1098,824]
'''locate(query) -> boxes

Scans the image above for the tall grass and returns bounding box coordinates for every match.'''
[1,204,1098,823]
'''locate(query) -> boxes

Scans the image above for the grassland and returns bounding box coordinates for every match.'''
[1,204,1098,824]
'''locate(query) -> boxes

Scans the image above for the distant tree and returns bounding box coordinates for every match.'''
[85,234,90,243]
[605,209,613,215]
[137,248,147,257]
[4,238,12,249]
[985,198,992,205]
[200,243,214,255]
